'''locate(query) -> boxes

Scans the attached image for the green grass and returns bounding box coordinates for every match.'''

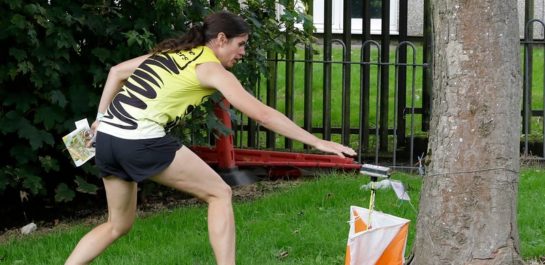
[518,168,545,258]
[1,170,544,264]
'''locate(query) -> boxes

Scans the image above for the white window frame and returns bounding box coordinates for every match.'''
[312,0,399,35]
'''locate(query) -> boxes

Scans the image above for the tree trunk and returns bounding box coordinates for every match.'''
[409,1,524,264]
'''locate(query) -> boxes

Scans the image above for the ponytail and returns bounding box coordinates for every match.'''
[151,11,249,54]
[151,24,205,53]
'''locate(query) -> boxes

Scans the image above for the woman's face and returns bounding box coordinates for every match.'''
[216,34,248,68]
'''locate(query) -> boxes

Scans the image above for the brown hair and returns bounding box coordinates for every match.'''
[151,11,250,53]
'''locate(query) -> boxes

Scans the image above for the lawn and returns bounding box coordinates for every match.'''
[1,169,543,264]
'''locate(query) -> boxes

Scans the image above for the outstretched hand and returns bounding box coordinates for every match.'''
[313,139,357,158]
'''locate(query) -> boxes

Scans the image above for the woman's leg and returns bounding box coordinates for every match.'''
[65,176,137,265]
[150,146,235,265]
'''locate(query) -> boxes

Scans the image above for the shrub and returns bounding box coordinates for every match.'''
[0,0,312,204]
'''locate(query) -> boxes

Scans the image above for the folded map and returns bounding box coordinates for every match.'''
[63,118,95,167]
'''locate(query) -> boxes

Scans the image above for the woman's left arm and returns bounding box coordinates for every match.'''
[196,62,356,158]
[96,54,152,115]
[86,54,151,147]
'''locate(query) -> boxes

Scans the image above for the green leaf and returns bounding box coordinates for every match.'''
[0,170,8,192]
[9,48,27,61]
[10,14,26,29]
[50,89,67,108]
[247,16,262,28]
[0,110,21,134]
[35,130,54,149]
[27,28,38,46]
[55,30,76,49]
[206,114,220,133]
[278,0,290,7]
[3,91,35,111]
[7,65,18,80]
[39,155,60,173]
[17,120,54,150]
[22,174,43,195]
[10,144,32,164]
[30,73,44,88]
[17,61,33,75]
[75,176,98,194]
[124,30,138,47]
[122,29,154,49]
[35,13,51,28]
[24,3,46,15]
[228,108,241,124]
[34,106,64,130]
[6,0,22,9]
[55,183,75,202]
[17,119,37,140]
[207,114,231,137]
[91,48,111,63]
[61,12,75,26]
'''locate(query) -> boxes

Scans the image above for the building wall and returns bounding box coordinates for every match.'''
[404,0,544,39]
[520,0,545,38]
[407,0,423,37]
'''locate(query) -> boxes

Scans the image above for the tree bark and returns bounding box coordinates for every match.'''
[409,0,524,264]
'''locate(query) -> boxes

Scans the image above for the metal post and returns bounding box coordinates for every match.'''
[523,1,535,148]
[283,0,295,150]
[397,0,408,148]
[379,0,391,152]
[359,0,372,163]
[323,0,333,141]
[266,51,278,149]
[342,0,352,146]
[422,0,432,132]
[303,0,314,150]
[304,44,314,149]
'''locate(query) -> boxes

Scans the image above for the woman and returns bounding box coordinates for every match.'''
[65,11,356,265]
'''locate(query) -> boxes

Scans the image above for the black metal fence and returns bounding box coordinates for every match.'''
[229,0,545,169]
[523,19,545,159]
[228,0,431,171]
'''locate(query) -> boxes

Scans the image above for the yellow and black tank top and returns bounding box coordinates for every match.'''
[98,46,220,139]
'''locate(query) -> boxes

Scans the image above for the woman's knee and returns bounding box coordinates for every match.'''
[109,221,134,238]
[208,183,232,203]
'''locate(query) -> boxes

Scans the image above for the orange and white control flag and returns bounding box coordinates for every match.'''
[345,206,410,265]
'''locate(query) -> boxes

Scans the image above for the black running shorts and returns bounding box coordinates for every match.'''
[95,131,182,182]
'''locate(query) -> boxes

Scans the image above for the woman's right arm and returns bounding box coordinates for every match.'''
[196,62,356,158]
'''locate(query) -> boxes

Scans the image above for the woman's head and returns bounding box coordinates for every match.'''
[202,11,250,43]
[204,11,249,68]
[152,11,250,63]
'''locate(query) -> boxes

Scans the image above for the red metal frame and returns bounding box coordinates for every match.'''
[190,99,360,178]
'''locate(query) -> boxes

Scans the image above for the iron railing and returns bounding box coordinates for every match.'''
[223,1,545,170]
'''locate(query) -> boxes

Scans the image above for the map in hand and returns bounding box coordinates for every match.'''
[63,118,95,167]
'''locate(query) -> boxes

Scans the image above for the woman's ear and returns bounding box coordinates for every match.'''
[217,32,228,46]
